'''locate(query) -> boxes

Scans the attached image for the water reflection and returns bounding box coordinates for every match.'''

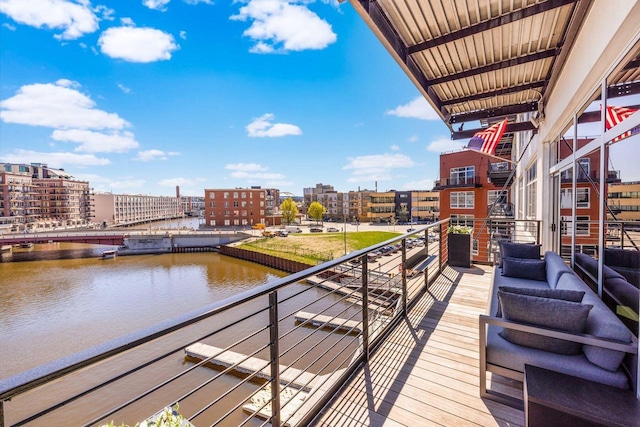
[0,245,285,379]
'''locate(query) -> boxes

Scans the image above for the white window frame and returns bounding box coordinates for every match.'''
[450,191,474,209]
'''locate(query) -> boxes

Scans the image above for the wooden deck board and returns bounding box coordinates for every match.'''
[312,265,525,426]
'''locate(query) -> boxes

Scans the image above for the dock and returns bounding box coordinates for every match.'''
[184,343,320,392]
[294,311,362,334]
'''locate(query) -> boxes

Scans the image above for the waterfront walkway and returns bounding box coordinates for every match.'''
[313,265,524,426]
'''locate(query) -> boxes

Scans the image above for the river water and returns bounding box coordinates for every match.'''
[0,223,359,425]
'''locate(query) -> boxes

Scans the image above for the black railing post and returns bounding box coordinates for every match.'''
[1,400,4,427]
[439,222,444,273]
[536,220,541,245]
[268,291,280,427]
[401,238,407,314]
[361,257,369,361]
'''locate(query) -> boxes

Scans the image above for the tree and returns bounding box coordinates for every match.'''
[280,198,299,225]
[398,205,409,223]
[308,201,326,224]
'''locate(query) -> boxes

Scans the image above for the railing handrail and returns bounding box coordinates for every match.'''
[0,219,451,402]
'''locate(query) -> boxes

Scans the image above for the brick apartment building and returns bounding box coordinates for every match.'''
[436,148,513,260]
[0,163,92,232]
[204,188,267,227]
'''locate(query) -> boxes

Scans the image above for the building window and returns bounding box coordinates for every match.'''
[233,192,238,198]
[241,201,247,207]
[233,201,239,207]
[450,166,475,185]
[209,202,215,207]
[224,210,230,217]
[561,216,590,236]
[487,190,508,206]
[224,192,229,199]
[561,188,590,209]
[209,192,215,199]
[526,162,537,218]
[450,191,474,208]
[450,214,474,228]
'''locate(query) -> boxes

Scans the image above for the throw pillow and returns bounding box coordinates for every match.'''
[498,291,592,355]
[496,286,585,317]
[501,257,547,281]
[498,241,541,267]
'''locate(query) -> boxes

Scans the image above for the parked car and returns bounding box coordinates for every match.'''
[310,227,323,233]
[326,227,339,232]
[407,228,416,233]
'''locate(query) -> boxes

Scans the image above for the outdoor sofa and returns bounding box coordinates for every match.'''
[479,244,638,407]
[574,248,639,334]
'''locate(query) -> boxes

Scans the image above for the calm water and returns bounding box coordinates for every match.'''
[0,243,285,379]
[0,241,358,425]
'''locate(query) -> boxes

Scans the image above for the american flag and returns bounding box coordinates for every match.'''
[605,105,637,142]
[466,118,508,155]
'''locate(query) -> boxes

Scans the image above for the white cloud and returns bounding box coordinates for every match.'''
[135,149,178,162]
[246,113,302,137]
[94,5,114,21]
[179,30,187,39]
[386,97,440,121]
[343,153,415,183]
[390,144,400,151]
[0,149,110,167]
[402,178,434,190]
[143,0,171,11]
[0,0,100,40]
[0,80,129,130]
[184,0,213,4]
[426,137,466,153]
[231,0,337,53]
[2,22,16,30]
[99,26,179,63]
[117,83,131,94]
[52,129,139,153]
[225,163,269,171]
[408,135,418,142]
[120,17,135,26]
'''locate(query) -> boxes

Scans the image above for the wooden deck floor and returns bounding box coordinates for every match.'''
[312,265,525,426]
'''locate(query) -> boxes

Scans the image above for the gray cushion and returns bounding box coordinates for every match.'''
[496,286,585,317]
[499,241,541,267]
[502,257,546,281]
[556,273,634,371]
[544,251,573,288]
[605,248,640,269]
[486,324,630,389]
[498,291,592,355]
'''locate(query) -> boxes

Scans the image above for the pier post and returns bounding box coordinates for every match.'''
[268,291,281,426]
[361,257,369,361]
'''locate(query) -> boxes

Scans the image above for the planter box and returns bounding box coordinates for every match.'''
[448,233,471,268]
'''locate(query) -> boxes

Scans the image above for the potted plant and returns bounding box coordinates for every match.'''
[447,225,472,268]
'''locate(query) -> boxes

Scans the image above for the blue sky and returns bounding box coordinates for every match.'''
[0,0,464,197]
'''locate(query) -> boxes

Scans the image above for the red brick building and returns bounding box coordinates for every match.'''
[204,188,267,227]
[436,149,514,261]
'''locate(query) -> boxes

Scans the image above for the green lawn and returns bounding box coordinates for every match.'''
[237,231,401,264]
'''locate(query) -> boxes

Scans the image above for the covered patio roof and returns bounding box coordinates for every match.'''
[349,0,594,142]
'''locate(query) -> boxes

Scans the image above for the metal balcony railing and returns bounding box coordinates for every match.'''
[0,221,453,427]
[433,176,482,189]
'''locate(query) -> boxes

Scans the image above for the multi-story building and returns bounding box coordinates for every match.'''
[180,196,205,218]
[0,163,92,231]
[303,183,334,206]
[94,193,181,227]
[411,191,439,223]
[265,188,280,216]
[435,147,513,259]
[368,191,396,223]
[609,182,640,222]
[204,188,267,227]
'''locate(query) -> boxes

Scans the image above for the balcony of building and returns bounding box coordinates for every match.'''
[487,161,515,188]
[19,218,637,427]
[561,170,622,184]
[433,176,482,190]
